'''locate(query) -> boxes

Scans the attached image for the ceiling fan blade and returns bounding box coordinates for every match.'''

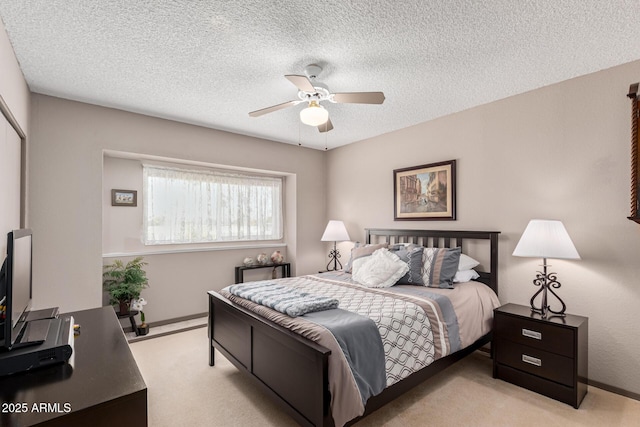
[332,92,385,104]
[285,75,316,92]
[249,100,300,117]
[318,118,334,133]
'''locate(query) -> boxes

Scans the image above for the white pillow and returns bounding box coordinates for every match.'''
[458,253,480,271]
[352,248,409,288]
[453,269,480,283]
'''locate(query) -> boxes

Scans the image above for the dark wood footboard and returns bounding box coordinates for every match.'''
[208,229,500,426]
[209,291,332,427]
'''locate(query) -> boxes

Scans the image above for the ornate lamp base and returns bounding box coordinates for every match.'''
[530,258,566,318]
[326,242,342,271]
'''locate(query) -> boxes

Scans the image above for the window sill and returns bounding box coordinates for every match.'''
[103,242,287,258]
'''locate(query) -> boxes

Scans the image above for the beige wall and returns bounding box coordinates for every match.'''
[102,157,143,254]
[28,94,326,320]
[326,59,640,394]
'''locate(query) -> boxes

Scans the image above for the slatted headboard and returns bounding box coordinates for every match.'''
[365,228,500,295]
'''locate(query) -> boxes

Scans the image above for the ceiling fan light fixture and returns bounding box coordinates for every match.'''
[248,65,384,134]
[300,101,329,126]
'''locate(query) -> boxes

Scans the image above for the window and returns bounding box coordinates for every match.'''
[143,164,283,244]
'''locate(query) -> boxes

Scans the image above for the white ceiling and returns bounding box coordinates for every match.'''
[1,1,640,150]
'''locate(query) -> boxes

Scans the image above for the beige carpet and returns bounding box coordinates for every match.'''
[130,328,640,427]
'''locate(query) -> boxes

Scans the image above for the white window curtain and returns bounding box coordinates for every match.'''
[143,164,283,244]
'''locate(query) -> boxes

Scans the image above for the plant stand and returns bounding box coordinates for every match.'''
[115,309,140,336]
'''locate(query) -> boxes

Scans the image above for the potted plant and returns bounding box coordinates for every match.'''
[131,298,149,336]
[137,311,149,335]
[103,257,149,315]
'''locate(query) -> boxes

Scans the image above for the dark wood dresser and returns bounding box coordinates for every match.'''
[0,307,147,426]
[493,303,588,408]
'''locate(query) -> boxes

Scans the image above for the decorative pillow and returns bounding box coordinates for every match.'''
[389,244,425,285]
[352,248,409,288]
[453,269,480,283]
[343,242,360,273]
[458,253,480,271]
[422,247,462,289]
[344,242,388,273]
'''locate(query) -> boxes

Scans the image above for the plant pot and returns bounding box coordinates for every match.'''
[136,324,149,336]
[118,301,130,315]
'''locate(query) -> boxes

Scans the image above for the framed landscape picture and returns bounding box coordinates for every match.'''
[393,160,456,220]
[111,189,137,207]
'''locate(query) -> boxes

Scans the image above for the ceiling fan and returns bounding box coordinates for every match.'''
[248,64,385,133]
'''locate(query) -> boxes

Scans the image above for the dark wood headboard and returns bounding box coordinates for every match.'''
[365,228,500,295]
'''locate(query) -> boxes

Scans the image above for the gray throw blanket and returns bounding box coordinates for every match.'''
[304,309,386,404]
[227,282,339,317]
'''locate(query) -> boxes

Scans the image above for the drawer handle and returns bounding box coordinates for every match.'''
[522,328,542,340]
[522,354,542,367]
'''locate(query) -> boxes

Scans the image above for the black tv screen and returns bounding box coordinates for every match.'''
[1,229,33,350]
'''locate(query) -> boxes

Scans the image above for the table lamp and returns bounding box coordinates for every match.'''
[321,220,351,271]
[512,219,580,317]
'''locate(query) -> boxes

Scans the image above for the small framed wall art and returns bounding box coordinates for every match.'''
[111,189,137,207]
[393,160,456,220]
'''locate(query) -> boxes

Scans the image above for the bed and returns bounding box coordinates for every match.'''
[208,228,500,426]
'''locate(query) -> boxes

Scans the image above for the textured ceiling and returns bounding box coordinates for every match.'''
[1,1,640,150]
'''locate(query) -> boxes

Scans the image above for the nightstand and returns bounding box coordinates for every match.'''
[493,303,588,408]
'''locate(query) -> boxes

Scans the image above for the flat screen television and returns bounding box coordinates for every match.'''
[0,229,33,350]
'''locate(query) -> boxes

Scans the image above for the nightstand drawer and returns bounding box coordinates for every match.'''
[494,364,580,408]
[494,312,574,357]
[495,338,574,387]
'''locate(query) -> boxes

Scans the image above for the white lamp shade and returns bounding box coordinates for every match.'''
[513,219,580,260]
[300,101,329,126]
[321,220,351,242]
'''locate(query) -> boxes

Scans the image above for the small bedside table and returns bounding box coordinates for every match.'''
[493,303,588,408]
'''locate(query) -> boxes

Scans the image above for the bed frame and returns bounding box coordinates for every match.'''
[208,228,500,426]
